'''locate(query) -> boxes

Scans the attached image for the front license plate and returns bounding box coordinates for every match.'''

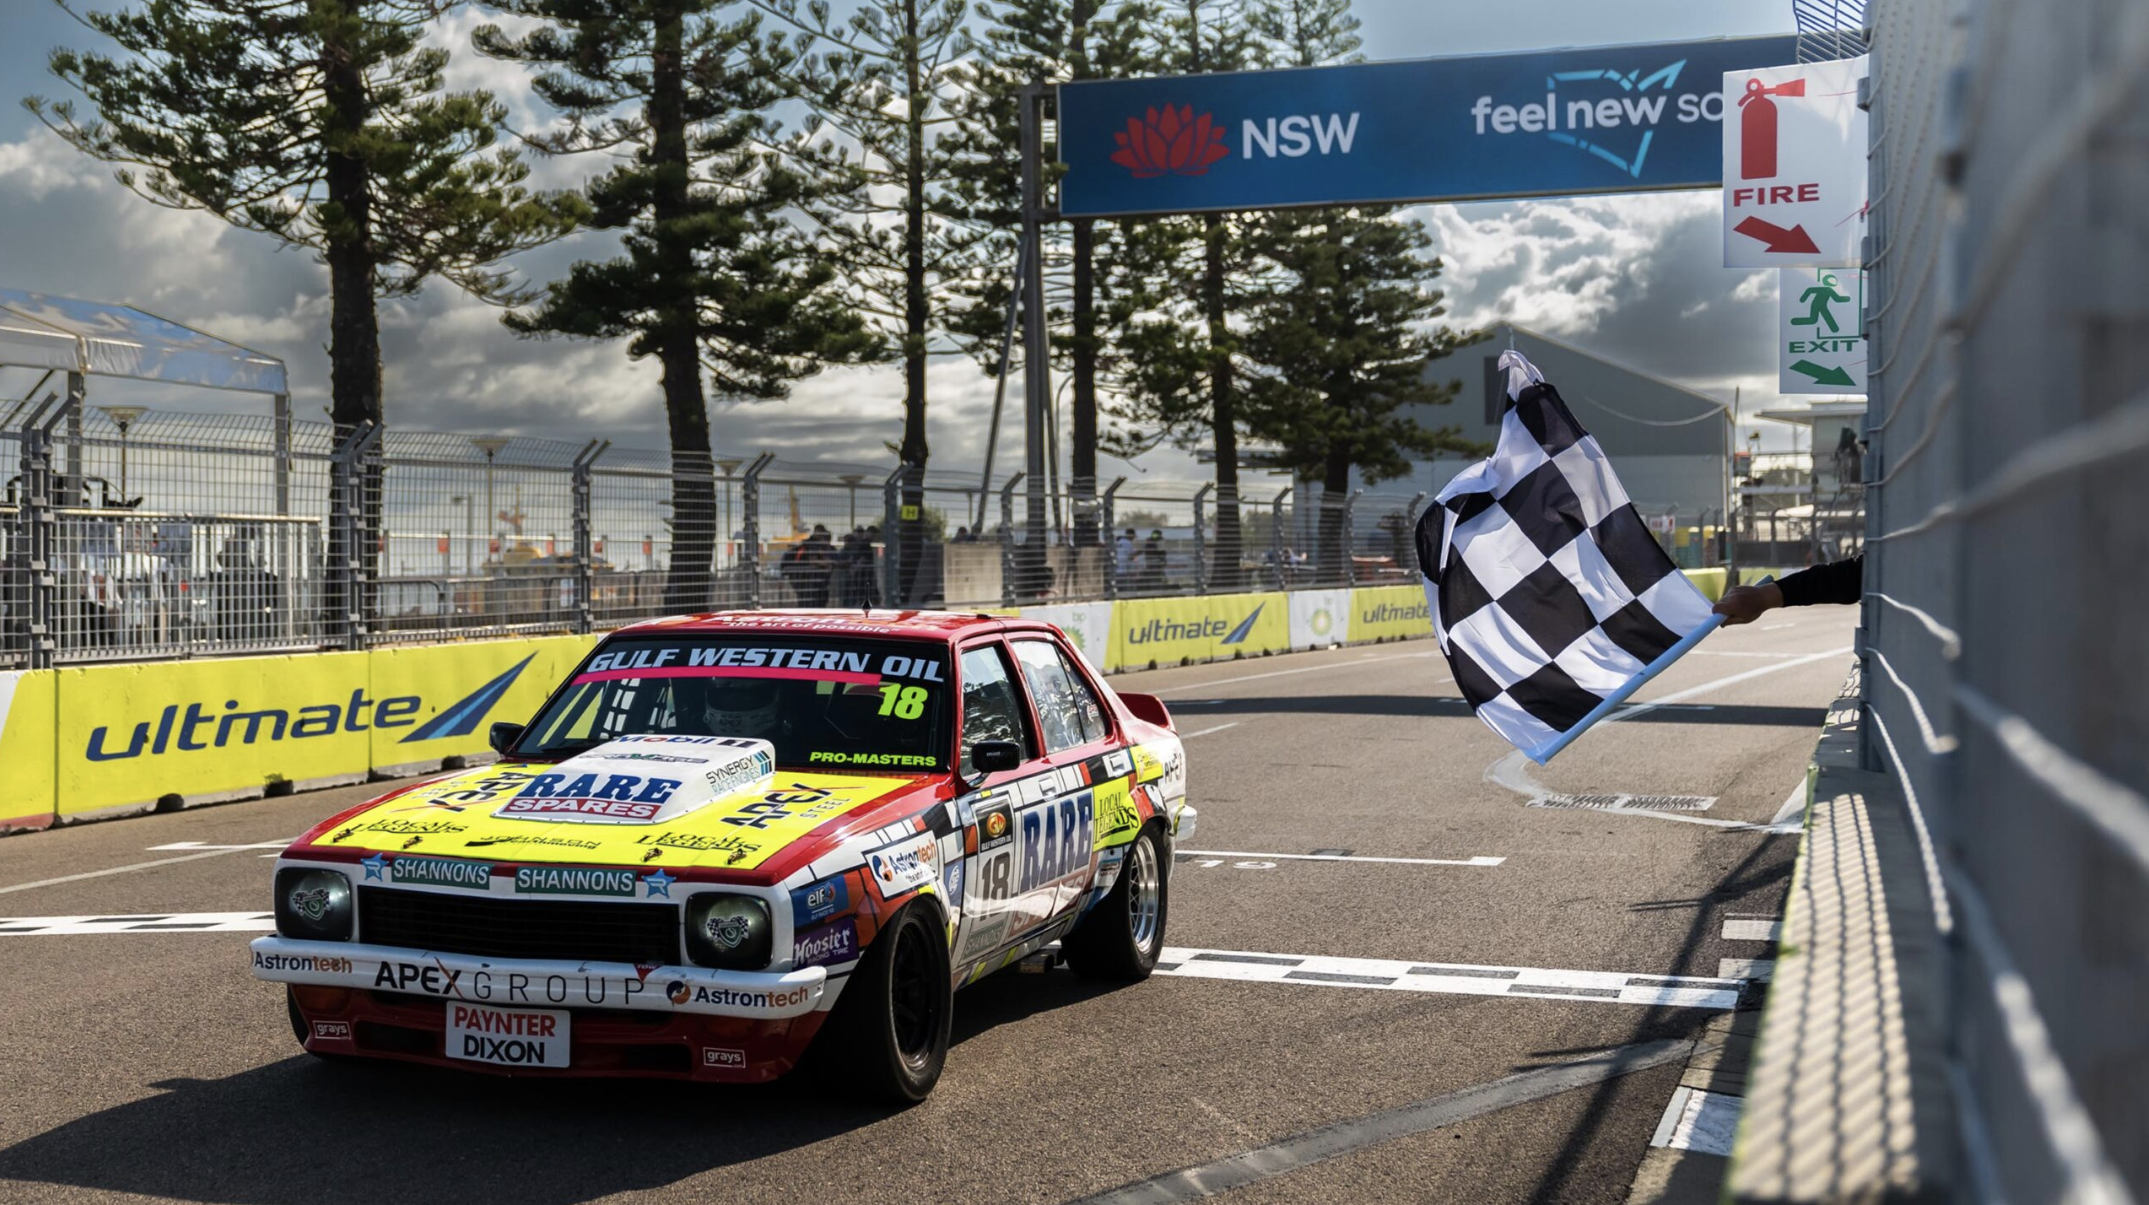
[445,1002,570,1068]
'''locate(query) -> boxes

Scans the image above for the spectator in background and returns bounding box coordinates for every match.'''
[1141,530,1166,592]
[796,525,835,607]
[1115,527,1135,585]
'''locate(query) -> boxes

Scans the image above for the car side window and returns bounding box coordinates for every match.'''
[959,645,1035,777]
[1012,639,1108,753]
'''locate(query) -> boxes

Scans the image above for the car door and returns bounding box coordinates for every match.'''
[1006,636,1122,920]
[950,640,1044,968]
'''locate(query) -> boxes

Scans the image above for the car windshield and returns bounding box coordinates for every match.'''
[515,635,953,771]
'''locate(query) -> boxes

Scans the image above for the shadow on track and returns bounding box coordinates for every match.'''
[0,972,1125,1205]
[1171,695,1830,729]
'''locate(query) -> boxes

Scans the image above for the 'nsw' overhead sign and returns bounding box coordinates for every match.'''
[1055,35,1799,218]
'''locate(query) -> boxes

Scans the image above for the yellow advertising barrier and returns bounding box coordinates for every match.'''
[1106,591,1288,670]
[368,636,594,774]
[1350,585,1435,641]
[1682,568,1728,602]
[48,635,594,821]
[0,670,59,831]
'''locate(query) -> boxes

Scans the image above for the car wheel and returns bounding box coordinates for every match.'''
[822,900,952,1104]
[1062,822,1168,980]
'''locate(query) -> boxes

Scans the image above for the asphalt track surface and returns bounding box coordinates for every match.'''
[0,608,1856,1205]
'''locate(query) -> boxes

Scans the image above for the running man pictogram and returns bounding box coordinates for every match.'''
[1791,272,1849,332]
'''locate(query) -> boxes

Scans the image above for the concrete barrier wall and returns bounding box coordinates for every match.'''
[0,571,1719,831]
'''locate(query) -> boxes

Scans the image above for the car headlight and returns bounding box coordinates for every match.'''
[275,868,354,942]
[684,893,772,970]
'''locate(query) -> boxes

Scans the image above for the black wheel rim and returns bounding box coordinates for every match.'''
[888,917,941,1068]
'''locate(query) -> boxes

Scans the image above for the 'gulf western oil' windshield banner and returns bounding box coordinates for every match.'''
[1057,35,1799,218]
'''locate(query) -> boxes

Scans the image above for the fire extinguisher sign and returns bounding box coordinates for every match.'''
[1721,56,1868,269]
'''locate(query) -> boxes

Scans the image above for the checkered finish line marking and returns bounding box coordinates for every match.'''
[0,912,275,935]
[1155,947,1746,1010]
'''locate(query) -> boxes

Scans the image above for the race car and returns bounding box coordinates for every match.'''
[250,610,1192,1101]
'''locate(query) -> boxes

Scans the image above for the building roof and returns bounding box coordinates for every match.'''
[0,288,287,394]
[1418,322,1729,458]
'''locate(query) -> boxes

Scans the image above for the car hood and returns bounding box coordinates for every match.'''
[302,738,933,874]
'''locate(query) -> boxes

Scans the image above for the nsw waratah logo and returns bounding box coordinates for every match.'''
[1111,105,1230,178]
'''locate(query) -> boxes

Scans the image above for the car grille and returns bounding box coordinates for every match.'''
[357,886,681,966]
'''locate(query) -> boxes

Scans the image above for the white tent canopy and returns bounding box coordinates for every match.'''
[0,288,286,395]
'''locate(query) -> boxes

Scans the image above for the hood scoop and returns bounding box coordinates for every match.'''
[491,735,776,825]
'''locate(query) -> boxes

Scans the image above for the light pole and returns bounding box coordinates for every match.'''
[472,438,510,567]
[98,406,147,506]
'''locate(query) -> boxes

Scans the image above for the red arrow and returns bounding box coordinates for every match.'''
[1734,216,1821,254]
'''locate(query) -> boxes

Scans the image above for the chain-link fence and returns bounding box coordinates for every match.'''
[1859,0,2148,1197]
[0,405,1455,667]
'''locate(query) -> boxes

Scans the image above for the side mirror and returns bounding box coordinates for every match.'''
[489,722,525,756]
[968,740,1022,775]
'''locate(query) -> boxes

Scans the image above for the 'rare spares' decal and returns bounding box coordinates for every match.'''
[314,765,912,870]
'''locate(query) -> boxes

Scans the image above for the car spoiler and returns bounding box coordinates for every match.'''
[1118,692,1172,731]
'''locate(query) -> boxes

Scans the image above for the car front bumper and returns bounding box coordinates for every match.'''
[250,936,826,1018]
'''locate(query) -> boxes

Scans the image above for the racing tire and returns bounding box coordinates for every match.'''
[1062,822,1168,981]
[820,899,952,1105]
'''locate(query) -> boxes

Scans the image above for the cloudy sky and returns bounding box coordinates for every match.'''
[0,0,1807,486]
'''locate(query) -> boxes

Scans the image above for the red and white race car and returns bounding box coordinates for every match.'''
[252,610,1192,1101]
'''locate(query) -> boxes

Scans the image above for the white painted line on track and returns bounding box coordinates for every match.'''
[1073,1038,1694,1205]
[1177,849,1504,868]
[1157,947,1746,1010]
[1760,623,1796,631]
[1722,919,1783,942]
[146,841,291,852]
[1179,722,1242,739]
[1718,958,1776,981]
[1150,651,1440,695]
[0,846,280,896]
[0,912,275,935]
[1650,1086,1742,1155]
[1689,649,1811,658]
[1770,776,1811,827]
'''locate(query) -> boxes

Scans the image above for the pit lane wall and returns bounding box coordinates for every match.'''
[0,572,1717,832]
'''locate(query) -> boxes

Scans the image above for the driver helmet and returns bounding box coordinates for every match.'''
[695,677,780,738]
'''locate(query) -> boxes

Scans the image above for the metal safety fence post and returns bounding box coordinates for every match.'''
[19,395,68,669]
[1344,488,1364,587]
[1271,487,1291,591]
[882,464,908,608]
[740,453,773,609]
[1101,477,1125,601]
[328,422,380,652]
[1192,483,1211,596]
[999,472,1025,609]
[571,440,608,635]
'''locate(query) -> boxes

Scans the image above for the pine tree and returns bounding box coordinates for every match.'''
[477,0,878,610]
[1100,0,1264,591]
[32,0,582,628]
[1241,0,1481,584]
[32,0,581,433]
[755,0,976,603]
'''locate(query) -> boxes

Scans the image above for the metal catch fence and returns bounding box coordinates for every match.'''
[0,405,1441,668]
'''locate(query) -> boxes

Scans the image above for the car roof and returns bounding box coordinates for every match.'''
[610,608,1060,644]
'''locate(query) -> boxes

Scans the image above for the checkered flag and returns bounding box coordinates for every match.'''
[1417,351,1719,763]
